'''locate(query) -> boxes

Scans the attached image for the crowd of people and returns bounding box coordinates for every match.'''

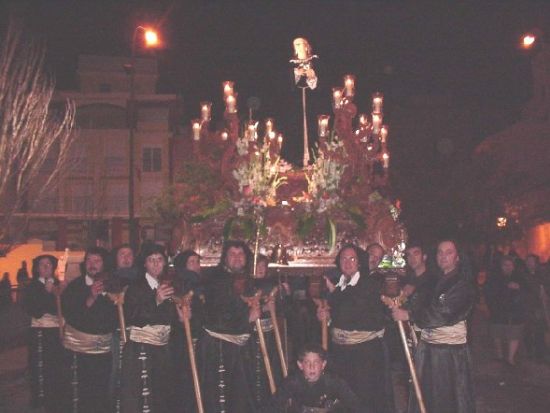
[10,237,550,413]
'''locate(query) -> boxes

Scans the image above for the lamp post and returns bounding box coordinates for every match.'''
[124,26,159,250]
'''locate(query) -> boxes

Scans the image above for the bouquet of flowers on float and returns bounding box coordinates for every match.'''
[232,134,287,211]
[305,137,347,213]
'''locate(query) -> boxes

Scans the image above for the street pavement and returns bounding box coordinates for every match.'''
[1,301,550,412]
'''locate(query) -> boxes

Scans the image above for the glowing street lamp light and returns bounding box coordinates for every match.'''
[144,29,159,47]
[520,29,543,50]
[522,34,536,49]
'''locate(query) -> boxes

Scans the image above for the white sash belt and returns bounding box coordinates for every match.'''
[331,327,384,345]
[63,324,112,354]
[204,328,250,346]
[31,313,59,328]
[129,325,171,346]
[421,320,467,345]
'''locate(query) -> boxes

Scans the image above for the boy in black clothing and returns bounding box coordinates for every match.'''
[261,343,363,413]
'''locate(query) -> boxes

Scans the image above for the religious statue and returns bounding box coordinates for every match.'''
[290,38,318,167]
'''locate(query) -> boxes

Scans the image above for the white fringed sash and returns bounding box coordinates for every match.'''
[331,327,384,345]
[129,325,171,346]
[31,313,59,328]
[421,320,467,345]
[63,324,112,354]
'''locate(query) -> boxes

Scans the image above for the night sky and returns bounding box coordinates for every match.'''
[3,0,549,242]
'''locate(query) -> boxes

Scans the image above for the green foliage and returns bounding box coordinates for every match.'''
[297,213,316,241]
[189,199,232,223]
[148,186,181,225]
[346,205,366,231]
[325,217,337,251]
[223,216,256,241]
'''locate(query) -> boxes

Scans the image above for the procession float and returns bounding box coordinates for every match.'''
[150,38,407,269]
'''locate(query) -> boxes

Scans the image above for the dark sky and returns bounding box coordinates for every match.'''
[3,0,549,241]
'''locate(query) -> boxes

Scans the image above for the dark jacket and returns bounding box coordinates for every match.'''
[260,372,363,413]
[412,269,477,329]
[484,270,529,325]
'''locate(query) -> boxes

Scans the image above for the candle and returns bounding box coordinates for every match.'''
[225,94,237,113]
[380,125,388,143]
[222,81,234,97]
[343,74,355,97]
[372,92,384,113]
[359,114,369,127]
[382,152,390,168]
[318,114,330,137]
[191,119,201,141]
[372,112,383,134]
[277,134,283,147]
[265,118,274,134]
[200,101,212,122]
[221,130,228,141]
[332,87,343,109]
[247,121,258,141]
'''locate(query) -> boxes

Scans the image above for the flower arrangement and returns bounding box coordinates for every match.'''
[232,134,287,210]
[305,136,347,213]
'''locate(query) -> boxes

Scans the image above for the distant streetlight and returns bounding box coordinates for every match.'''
[520,29,544,50]
[144,29,159,47]
[522,34,537,49]
[125,26,161,250]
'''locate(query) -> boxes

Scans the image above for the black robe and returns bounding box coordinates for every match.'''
[198,265,256,413]
[409,269,477,413]
[22,279,64,412]
[260,372,363,413]
[121,275,178,413]
[328,272,394,413]
[61,275,118,413]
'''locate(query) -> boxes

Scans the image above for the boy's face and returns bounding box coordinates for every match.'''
[297,352,326,383]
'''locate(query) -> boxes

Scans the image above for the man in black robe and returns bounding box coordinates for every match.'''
[121,243,187,413]
[389,242,437,412]
[319,244,393,412]
[109,243,139,412]
[392,239,477,413]
[60,247,118,413]
[22,255,64,412]
[171,249,205,413]
[260,343,362,413]
[197,240,260,413]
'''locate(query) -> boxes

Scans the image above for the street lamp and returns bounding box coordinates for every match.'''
[124,26,160,250]
[520,29,543,50]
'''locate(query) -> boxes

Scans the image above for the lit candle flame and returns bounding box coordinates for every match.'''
[222,81,234,97]
[192,119,201,140]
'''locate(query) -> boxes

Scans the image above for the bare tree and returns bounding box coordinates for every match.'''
[0,21,75,245]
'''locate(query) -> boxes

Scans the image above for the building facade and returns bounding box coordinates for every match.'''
[25,55,181,250]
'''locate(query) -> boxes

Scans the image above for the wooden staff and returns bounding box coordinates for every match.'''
[268,287,288,377]
[382,295,426,413]
[312,298,329,351]
[243,292,277,394]
[176,291,204,413]
[55,292,64,341]
[107,287,128,344]
[55,248,69,340]
[256,317,277,394]
[397,319,426,413]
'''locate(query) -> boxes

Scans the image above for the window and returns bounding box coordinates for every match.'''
[142,147,162,172]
